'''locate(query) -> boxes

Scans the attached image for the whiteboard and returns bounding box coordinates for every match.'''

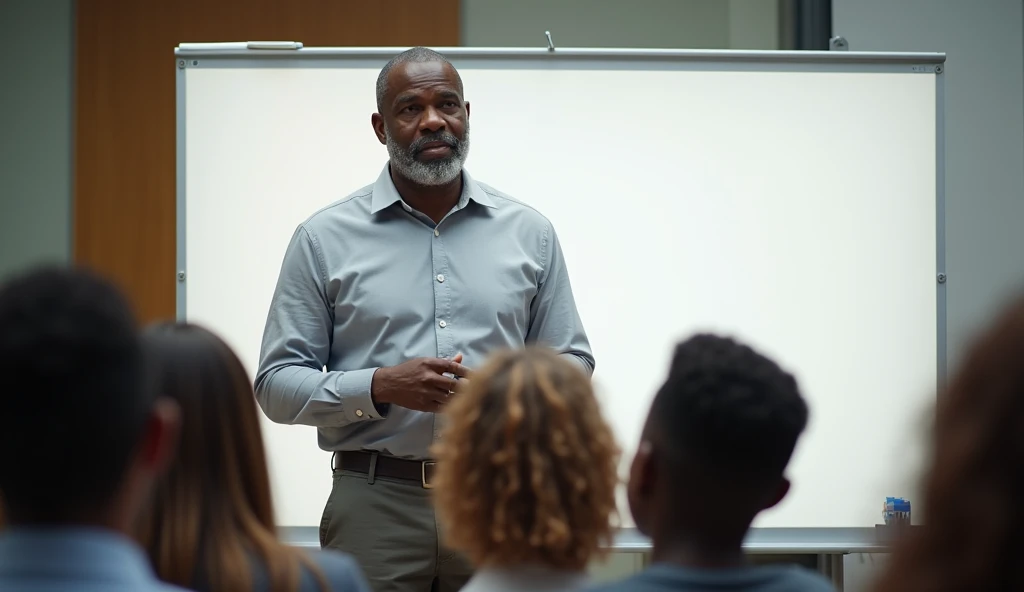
[176,46,945,529]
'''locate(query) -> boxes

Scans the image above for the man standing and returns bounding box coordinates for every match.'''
[254,47,594,592]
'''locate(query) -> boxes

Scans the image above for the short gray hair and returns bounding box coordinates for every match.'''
[375,47,463,112]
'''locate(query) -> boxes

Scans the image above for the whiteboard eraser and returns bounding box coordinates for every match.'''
[246,41,303,50]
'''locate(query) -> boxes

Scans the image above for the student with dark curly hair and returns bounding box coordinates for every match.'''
[430,347,620,592]
[588,333,833,592]
[872,294,1024,592]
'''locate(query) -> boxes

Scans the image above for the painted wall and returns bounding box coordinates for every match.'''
[835,0,1024,367]
[0,0,74,280]
[461,0,780,49]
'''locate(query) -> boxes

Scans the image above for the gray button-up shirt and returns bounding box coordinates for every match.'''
[254,163,594,460]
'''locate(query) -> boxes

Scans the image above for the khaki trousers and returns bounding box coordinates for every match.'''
[319,462,474,592]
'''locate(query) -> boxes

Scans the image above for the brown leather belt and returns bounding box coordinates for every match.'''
[333,450,437,489]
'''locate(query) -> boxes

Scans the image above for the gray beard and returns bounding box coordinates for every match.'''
[385,123,470,187]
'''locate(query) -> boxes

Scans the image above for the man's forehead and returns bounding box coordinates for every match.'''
[388,60,461,96]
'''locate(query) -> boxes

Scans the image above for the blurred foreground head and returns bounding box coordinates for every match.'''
[874,294,1024,592]
[432,346,620,571]
[138,322,328,592]
[628,333,808,550]
[0,266,178,529]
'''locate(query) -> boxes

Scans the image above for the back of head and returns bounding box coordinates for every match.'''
[139,322,324,592]
[639,334,808,531]
[432,347,620,571]
[874,294,1024,592]
[0,266,149,525]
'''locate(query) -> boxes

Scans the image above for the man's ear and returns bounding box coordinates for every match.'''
[465,101,470,119]
[371,113,387,145]
[627,440,656,535]
[137,397,181,475]
[762,476,791,511]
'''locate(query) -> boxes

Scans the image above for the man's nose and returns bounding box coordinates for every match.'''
[420,106,446,132]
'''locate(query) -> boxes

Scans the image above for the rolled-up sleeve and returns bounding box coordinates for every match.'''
[254,225,387,427]
[526,221,596,375]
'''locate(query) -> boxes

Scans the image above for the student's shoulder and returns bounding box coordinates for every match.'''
[303,549,372,592]
[771,566,837,591]
[156,583,194,592]
[580,574,648,592]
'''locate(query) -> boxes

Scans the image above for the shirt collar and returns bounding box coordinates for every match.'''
[370,161,498,214]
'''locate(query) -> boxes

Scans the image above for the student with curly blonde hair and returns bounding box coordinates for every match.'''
[431,346,620,592]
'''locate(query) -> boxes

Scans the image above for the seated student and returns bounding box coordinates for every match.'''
[0,267,185,591]
[587,334,834,592]
[430,347,621,592]
[137,322,371,592]
[872,294,1024,592]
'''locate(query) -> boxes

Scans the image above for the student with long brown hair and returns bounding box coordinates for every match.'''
[138,322,371,592]
[873,294,1024,592]
[430,346,621,592]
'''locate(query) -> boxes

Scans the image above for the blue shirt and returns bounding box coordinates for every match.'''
[254,164,594,459]
[0,527,189,592]
[585,563,836,592]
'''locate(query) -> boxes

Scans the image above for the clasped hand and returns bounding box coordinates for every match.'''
[370,353,471,413]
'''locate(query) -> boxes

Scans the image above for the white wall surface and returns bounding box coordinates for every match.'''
[461,0,779,49]
[0,0,74,280]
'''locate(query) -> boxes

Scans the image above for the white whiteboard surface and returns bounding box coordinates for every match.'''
[178,48,943,529]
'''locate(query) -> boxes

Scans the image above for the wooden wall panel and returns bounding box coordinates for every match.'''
[75,1,460,322]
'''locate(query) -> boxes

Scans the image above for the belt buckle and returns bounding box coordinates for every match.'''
[421,461,436,489]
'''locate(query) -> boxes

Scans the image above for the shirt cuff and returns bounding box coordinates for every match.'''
[337,367,387,422]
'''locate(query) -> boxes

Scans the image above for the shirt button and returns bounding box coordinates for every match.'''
[434,229,440,237]
[436,274,445,283]
[355,409,364,417]
[439,320,447,328]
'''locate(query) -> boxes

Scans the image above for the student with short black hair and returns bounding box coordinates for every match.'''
[0,266,184,592]
[587,334,834,592]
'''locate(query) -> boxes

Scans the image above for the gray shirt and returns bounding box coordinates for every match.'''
[584,564,836,592]
[255,163,594,459]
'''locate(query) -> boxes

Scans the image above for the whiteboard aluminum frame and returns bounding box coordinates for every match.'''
[174,46,948,385]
